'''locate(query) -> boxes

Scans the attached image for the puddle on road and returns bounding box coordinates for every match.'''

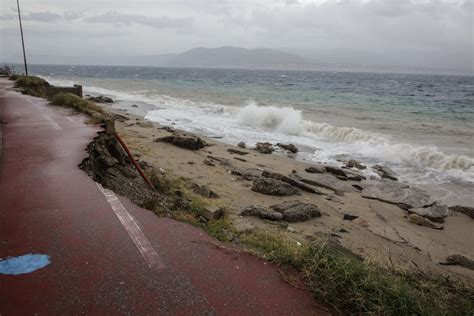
[0,254,51,275]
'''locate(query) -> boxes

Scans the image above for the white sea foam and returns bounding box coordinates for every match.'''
[234,102,474,177]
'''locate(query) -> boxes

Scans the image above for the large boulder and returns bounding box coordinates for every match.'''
[362,181,432,210]
[254,142,274,154]
[156,133,208,150]
[251,177,301,196]
[240,205,283,221]
[270,200,321,222]
[409,203,450,223]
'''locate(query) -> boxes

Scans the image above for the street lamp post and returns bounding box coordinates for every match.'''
[16,0,28,76]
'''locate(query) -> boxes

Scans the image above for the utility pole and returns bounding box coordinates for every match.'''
[16,0,28,76]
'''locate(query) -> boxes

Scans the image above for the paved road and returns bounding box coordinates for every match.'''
[0,79,327,315]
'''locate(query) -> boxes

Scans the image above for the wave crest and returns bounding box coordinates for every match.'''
[237,102,474,174]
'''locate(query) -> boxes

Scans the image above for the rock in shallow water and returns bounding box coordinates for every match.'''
[251,177,301,196]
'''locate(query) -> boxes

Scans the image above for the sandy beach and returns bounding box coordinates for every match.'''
[102,104,474,283]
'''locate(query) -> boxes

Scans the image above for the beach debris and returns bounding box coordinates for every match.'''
[408,203,450,223]
[240,205,283,221]
[262,171,322,194]
[131,104,138,107]
[276,143,298,154]
[251,177,301,196]
[344,159,367,170]
[237,141,246,148]
[234,157,247,162]
[199,206,226,221]
[254,142,274,154]
[270,200,321,222]
[343,214,359,221]
[407,214,443,230]
[362,181,432,210]
[305,166,325,174]
[156,132,208,150]
[352,184,363,191]
[227,148,249,155]
[449,205,474,219]
[440,254,474,270]
[372,165,398,181]
[189,183,219,198]
[88,95,114,103]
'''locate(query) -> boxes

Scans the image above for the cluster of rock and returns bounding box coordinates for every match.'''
[241,200,321,223]
[251,142,299,154]
[87,95,114,103]
[153,128,473,230]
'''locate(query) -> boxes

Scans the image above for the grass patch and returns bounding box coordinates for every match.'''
[9,74,50,98]
[49,93,107,124]
[239,230,474,315]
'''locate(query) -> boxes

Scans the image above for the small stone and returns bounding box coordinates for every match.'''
[237,141,246,148]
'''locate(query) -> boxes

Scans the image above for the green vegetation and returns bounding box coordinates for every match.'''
[142,170,474,315]
[49,93,107,124]
[9,74,50,98]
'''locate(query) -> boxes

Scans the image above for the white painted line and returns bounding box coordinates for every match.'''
[42,114,63,131]
[96,183,166,271]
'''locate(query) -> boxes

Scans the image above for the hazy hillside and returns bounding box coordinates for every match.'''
[165,46,313,69]
[6,47,314,70]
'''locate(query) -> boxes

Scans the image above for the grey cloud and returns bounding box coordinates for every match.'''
[0,11,61,22]
[63,11,84,21]
[84,11,193,29]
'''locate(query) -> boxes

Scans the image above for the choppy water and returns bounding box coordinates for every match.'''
[24,64,474,205]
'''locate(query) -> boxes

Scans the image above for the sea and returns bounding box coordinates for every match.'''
[24,64,474,206]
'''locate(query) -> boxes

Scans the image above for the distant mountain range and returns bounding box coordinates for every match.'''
[8,46,315,70]
[4,46,470,75]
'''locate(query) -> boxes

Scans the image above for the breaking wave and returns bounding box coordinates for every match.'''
[237,102,474,174]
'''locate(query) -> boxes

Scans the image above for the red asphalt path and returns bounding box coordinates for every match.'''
[0,78,327,315]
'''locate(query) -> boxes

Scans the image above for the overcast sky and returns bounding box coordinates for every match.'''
[1,0,473,72]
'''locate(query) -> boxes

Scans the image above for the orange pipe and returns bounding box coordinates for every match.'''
[114,133,157,192]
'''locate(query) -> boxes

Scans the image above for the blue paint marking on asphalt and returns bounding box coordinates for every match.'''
[0,254,51,275]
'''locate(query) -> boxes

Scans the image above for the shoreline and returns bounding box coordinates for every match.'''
[104,102,474,283]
